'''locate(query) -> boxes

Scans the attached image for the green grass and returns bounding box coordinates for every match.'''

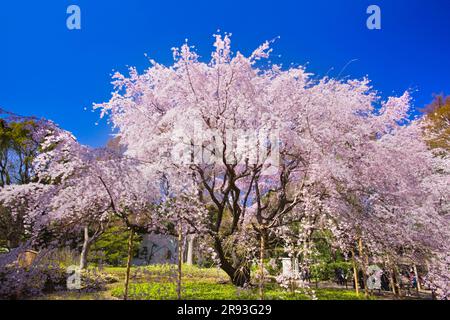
[36,265,373,300]
[110,281,369,300]
[105,265,368,300]
[105,264,227,277]
[103,264,228,284]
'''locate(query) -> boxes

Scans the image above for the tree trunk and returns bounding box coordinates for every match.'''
[214,237,250,286]
[186,234,195,266]
[389,269,397,295]
[351,249,359,296]
[233,266,251,287]
[358,238,369,298]
[393,265,402,297]
[385,256,397,295]
[123,229,134,300]
[259,232,265,300]
[79,226,91,270]
[177,220,183,300]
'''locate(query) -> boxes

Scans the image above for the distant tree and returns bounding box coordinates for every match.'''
[106,136,126,154]
[422,94,450,152]
[0,119,39,250]
[0,119,38,186]
[89,221,142,267]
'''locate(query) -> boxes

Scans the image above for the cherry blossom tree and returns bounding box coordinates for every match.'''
[94,34,448,292]
[0,117,154,267]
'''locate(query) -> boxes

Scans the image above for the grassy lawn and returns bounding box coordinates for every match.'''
[35,265,372,300]
[110,281,369,300]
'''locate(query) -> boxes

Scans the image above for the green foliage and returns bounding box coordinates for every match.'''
[0,119,37,186]
[0,120,39,250]
[88,224,142,267]
[110,281,367,300]
[310,261,353,282]
[307,230,352,282]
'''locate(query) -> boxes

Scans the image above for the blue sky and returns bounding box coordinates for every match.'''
[1,0,449,147]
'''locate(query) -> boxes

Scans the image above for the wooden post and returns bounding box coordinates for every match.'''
[177,220,183,300]
[123,229,134,300]
[365,254,372,296]
[413,264,421,292]
[259,231,265,300]
[351,249,359,296]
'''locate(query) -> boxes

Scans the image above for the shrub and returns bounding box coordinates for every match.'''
[0,249,67,299]
[88,225,142,267]
[0,248,117,299]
